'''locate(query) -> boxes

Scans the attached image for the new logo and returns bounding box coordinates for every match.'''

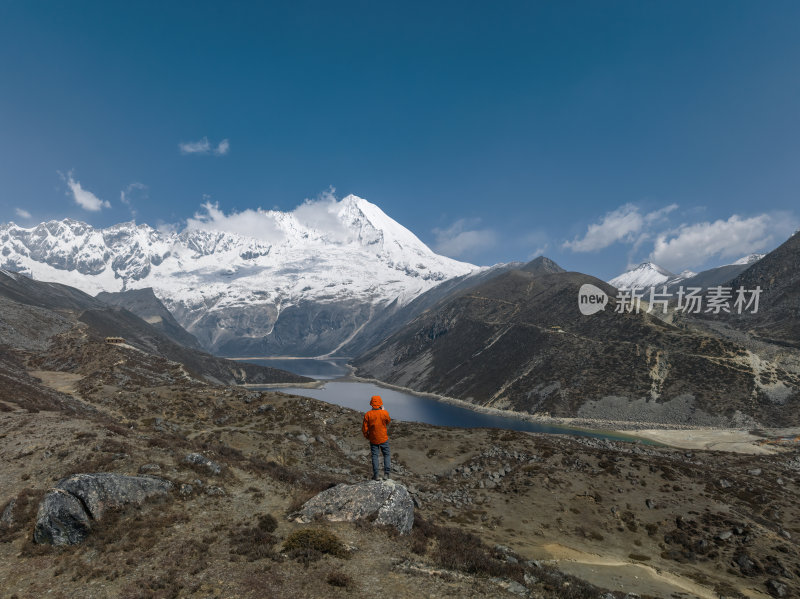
[578,284,608,315]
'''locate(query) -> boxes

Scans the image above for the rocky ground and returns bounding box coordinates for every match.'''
[1,340,799,598]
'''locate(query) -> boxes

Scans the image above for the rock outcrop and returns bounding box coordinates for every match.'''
[295,479,414,534]
[34,473,173,545]
[183,453,222,475]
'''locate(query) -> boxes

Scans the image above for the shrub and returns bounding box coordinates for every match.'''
[283,528,348,561]
[326,569,354,588]
[228,516,279,561]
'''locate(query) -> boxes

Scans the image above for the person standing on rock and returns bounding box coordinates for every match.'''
[362,395,392,480]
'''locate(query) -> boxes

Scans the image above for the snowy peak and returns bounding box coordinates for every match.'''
[729,253,764,266]
[609,262,675,289]
[0,195,477,354]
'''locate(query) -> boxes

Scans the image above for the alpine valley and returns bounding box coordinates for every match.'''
[2,197,800,427]
[3,198,800,599]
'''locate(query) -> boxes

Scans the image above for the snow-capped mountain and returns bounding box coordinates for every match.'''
[609,253,766,294]
[608,262,676,289]
[730,253,765,266]
[0,195,476,356]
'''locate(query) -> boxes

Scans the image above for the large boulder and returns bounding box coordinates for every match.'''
[34,473,173,545]
[295,479,414,534]
[56,473,173,519]
[33,489,92,545]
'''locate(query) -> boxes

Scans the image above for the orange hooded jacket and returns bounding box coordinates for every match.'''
[362,395,391,445]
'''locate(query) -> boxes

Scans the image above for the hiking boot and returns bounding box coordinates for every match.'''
[384,472,392,480]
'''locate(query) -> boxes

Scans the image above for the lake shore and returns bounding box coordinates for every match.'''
[344,368,800,453]
[240,358,797,453]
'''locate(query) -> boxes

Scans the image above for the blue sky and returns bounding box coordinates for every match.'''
[1,1,798,280]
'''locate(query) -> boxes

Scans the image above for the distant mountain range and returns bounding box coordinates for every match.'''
[609,254,765,292]
[0,196,474,356]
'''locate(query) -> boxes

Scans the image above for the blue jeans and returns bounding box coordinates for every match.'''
[370,442,391,479]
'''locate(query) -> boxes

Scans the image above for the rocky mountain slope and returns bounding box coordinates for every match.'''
[0,196,475,356]
[353,266,800,426]
[697,232,800,348]
[0,270,308,386]
[336,258,565,358]
[97,287,203,350]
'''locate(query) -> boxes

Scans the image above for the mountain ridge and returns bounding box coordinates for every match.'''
[0,196,476,356]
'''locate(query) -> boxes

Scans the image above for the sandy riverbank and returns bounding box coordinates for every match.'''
[621,427,800,455]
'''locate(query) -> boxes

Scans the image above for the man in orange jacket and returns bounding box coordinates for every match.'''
[362,395,392,480]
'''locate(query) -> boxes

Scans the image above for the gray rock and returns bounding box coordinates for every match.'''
[645,498,655,509]
[504,581,527,595]
[748,468,762,476]
[138,463,162,474]
[179,484,194,496]
[183,453,222,475]
[779,529,791,540]
[719,478,732,488]
[33,489,91,546]
[34,473,173,545]
[256,404,274,413]
[1,498,17,527]
[717,531,733,540]
[296,433,310,443]
[766,579,788,598]
[57,473,173,520]
[296,479,414,534]
[205,486,226,496]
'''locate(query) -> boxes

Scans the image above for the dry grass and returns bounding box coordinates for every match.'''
[0,488,45,543]
[228,514,279,561]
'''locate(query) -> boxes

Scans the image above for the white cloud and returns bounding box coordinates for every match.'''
[62,172,110,211]
[179,137,211,154]
[291,188,352,242]
[185,189,362,245]
[215,139,230,156]
[433,218,497,259]
[120,182,148,218]
[563,204,643,252]
[186,200,285,243]
[179,137,230,156]
[563,203,679,253]
[15,208,31,219]
[644,203,679,224]
[649,213,794,271]
[529,245,549,259]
